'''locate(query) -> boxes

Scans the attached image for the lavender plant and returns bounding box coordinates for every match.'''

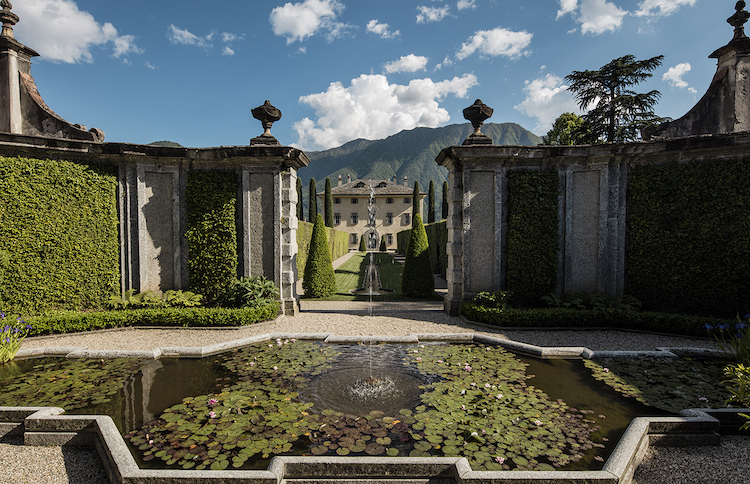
[0,311,32,364]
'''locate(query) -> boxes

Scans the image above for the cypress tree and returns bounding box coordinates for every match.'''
[324,177,333,227]
[411,180,420,226]
[379,236,386,252]
[303,214,337,298]
[442,180,449,220]
[428,180,435,224]
[308,178,317,220]
[296,177,304,222]
[401,213,434,297]
[359,233,367,252]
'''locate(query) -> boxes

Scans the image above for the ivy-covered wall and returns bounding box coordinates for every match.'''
[506,170,559,307]
[185,171,238,303]
[627,159,750,317]
[396,220,447,276]
[296,221,349,276]
[0,156,120,314]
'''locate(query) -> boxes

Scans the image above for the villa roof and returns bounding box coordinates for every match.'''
[319,179,424,197]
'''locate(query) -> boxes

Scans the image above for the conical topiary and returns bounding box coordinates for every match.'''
[303,214,337,298]
[379,236,386,252]
[401,213,434,297]
[359,234,367,252]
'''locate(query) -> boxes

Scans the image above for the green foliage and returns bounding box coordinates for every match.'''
[359,234,367,252]
[442,180,448,220]
[308,178,318,220]
[461,303,732,337]
[401,214,434,297]
[0,250,8,304]
[223,276,279,308]
[397,220,447,276]
[295,221,348,277]
[26,304,280,336]
[185,171,238,304]
[0,312,31,363]
[412,181,420,224]
[627,159,750,317]
[472,291,511,310]
[541,291,641,313]
[379,237,386,252]
[108,290,203,309]
[706,315,750,365]
[296,176,304,222]
[542,112,592,145]
[428,180,435,223]
[723,364,750,430]
[566,54,665,143]
[324,177,333,227]
[0,156,120,314]
[506,170,559,307]
[303,215,337,298]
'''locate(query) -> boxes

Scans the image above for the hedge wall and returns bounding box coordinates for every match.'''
[0,156,120,314]
[186,172,238,303]
[627,159,750,318]
[506,169,559,307]
[396,220,447,277]
[296,220,348,276]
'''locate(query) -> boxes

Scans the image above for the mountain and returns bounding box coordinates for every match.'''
[148,140,183,148]
[296,122,542,221]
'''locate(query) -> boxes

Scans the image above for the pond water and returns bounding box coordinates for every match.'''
[0,341,724,472]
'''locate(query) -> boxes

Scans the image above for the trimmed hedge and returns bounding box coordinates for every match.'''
[397,220,447,276]
[186,171,238,303]
[0,156,120,314]
[27,303,280,336]
[401,214,434,297]
[461,303,731,338]
[627,159,750,318]
[303,214,337,298]
[506,169,559,307]
[296,221,348,276]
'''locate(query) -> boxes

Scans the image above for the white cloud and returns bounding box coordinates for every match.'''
[293,73,478,150]
[221,32,244,43]
[457,0,477,10]
[662,62,692,88]
[385,54,429,74]
[167,25,213,49]
[145,62,157,70]
[635,0,695,17]
[366,19,400,38]
[222,46,235,56]
[13,0,141,63]
[416,5,451,23]
[456,27,533,60]
[557,0,628,35]
[270,0,348,44]
[514,74,581,134]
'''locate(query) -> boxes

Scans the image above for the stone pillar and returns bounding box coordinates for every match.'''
[442,154,464,315]
[280,169,300,314]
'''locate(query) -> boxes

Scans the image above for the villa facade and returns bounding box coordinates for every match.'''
[318,176,425,250]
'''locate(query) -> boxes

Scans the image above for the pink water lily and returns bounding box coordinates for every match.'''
[208,398,218,406]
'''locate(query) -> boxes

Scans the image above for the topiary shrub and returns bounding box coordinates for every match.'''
[303,215,337,298]
[379,237,386,252]
[359,234,367,252]
[401,214,434,297]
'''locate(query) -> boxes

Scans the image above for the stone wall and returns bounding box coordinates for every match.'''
[437,132,750,315]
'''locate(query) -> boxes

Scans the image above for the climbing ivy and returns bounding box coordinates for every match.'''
[0,156,119,314]
[506,169,559,307]
[627,159,750,317]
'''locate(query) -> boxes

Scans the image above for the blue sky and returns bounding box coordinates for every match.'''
[11,0,732,150]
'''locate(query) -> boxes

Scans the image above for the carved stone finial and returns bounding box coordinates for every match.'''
[729,1,750,40]
[462,99,494,146]
[0,0,19,39]
[252,100,282,138]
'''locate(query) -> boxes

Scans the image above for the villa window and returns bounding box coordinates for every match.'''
[386,234,393,245]
[404,213,411,225]
[350,233,358,244]
[385,213,393,224]
[404,197,411,204]
[334,213,341,225]
[386,197,394,204]
[334,197,341,204]
[351,213,358,224]
[351,198,359,204]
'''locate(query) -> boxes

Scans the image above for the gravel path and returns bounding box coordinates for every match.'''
[4,299,748,483]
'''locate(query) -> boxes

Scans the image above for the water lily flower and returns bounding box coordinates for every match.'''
[484,383,491,389]
[603,368,609,373]
[598,414,606,419]
[416,357,421,362]
[464,365,472,371]
[437,360,443,364]
[273,366,278,371]
[698,396,708,402]
[461,389,466,394]
[413,350,419,353]
[461,405,466,410]
[208,398,218,406]
[290,338,296,342]
[495,456,505,464]
[534,419,542,426]
[249,362,255,366]
[209,411,216,419]
[496,394,503,400]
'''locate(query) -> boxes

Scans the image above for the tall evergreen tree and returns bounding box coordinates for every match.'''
[308,178,317,220]
[442,180,449,220]
[303,214,336,298]
[324,177,333,227]
[296,177,304,222]
[428,180,435,224]
[401,214,434,298]
[411,180,420,226]
[359,234,367,252]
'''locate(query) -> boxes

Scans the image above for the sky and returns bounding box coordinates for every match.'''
[10,0,734,151]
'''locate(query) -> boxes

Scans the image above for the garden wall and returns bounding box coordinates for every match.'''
[437,133,750,318]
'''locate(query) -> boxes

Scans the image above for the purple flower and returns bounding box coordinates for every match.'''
[208,398,218,406]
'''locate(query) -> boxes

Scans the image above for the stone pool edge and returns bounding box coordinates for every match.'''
[3,333,743,484]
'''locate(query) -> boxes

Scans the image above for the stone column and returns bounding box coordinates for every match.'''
[279,168,299,314]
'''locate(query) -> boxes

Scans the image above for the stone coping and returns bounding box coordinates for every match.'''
[4,332,743,483]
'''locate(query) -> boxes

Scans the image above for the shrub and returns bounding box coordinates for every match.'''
[223,276,279,308]
[706,314,750,364]
[185,172,238,304]
[0,312,32,363]
[27,303,280,336]
[401,214,434,297]
[303,215,337,298]
[359,234,367,252]
[296,221,348,277]
[379,237,387,252]
[723,364,750,430]
[472,291,511,310]
[541,291,641,313]
[108,290,203,310]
